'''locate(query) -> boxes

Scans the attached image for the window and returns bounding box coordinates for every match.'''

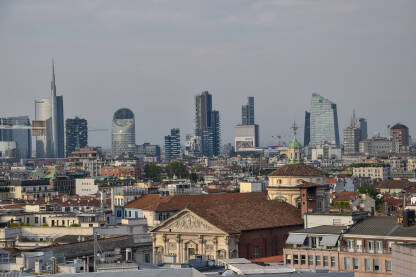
[367,241,374,251]
[373,259,379,271]
[365,258,371,271]
[308,255,313,266]
[356,240,362,250]
[253,247,259,258]
[42,217,46,224]
[301,255,306,265]
[348,240,354,249]
[323,256,328,266]
[128,211,132,217]
[375,241,382,252]
[315,255,321,266]
[293,255,299,265]
[353,258,359,270]
[331,256,335,267]
[26,218,29,224]
[385,260,391,272]
[344,258,351,270]
[35,217,39,224]
[285,254,292,264]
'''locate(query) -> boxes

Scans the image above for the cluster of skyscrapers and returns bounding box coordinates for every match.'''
[1,60,412,161]
[34,61,65,158]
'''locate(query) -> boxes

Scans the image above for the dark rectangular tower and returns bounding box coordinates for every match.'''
[65,117,88,157]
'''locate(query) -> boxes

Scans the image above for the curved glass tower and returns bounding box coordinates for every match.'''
[112,108,136,157]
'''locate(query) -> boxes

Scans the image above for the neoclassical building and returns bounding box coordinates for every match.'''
[267,133,330,216]
[150,200,303,264]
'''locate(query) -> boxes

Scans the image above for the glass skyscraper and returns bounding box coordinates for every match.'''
[0,116,32,158]
[303,111,310,146]
[242,96,254,125]
[35,61,64,158]
[112,108,136,157]
[308,93,340,146]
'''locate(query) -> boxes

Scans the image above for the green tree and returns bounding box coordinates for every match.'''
[144,163,162,182]
[357,183,384,211]
[165,161,189,178]
[189,173,198,183]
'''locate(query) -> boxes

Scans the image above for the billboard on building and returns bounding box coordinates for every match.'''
[235,136,255,151]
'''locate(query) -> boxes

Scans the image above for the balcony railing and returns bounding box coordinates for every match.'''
[340,247,391,254]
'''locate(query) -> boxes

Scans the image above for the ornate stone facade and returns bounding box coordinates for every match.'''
[151,209,238,264]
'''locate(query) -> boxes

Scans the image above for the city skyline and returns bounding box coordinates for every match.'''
[1,0,415,148]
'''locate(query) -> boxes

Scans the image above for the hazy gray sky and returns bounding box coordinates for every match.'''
[1,0,415,148]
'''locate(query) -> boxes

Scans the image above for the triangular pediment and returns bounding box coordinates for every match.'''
[152,210,227,235]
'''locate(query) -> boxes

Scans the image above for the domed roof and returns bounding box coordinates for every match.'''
[288,137,302,149]
[113,108,134,120]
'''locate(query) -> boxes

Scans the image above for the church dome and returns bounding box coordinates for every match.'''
[288,137,302,149]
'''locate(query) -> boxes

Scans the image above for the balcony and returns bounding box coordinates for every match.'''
[340,247,391,254]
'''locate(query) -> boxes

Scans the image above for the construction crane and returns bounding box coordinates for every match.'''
[271,135,286,148]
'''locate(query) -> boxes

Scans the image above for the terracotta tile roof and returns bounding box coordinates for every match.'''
[268,164,325,177]
[326,178,337,184]
[332,192,359,202]
[125,192,267,212]
[374,179,416,189]
[383,195,403,207]
[189,199,303,234]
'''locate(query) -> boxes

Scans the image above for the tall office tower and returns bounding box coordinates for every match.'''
[354,118,368,141]
[194,91,221,157]
[309,93,340,146]
[112,108,136,157]
[304,111,310,146]
[164,128,181,162]
[344,126,361,154]
[242,96,255,125]
[35,61,64,158]
[0,116,32,158]
[65,117,88,157]
[390,123,410,152]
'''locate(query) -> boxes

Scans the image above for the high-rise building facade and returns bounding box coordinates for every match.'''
[65,117,88,157]
[390,123,410,152]
[234,125,259,152]
[242,96,254,125]
[194,91,220,157]
[164,128,181,162]
[112,108,136,157]
[35,61,64,158]
[137,143,161,161]
[354,118,368,141]
[308,93,340,146]
[235,96,259,152]
[304,111,310,146]
[0,116,32,158]
[343,126,360,154]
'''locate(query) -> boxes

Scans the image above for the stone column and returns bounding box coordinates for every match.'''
[152,234,157,264]
[176,235,182,263]
[225,236,230,259]
[214,237,218,260]
[163,234,168,255]
[199,235,205,255]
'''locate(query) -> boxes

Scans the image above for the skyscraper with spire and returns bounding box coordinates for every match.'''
[35,60,64,158]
